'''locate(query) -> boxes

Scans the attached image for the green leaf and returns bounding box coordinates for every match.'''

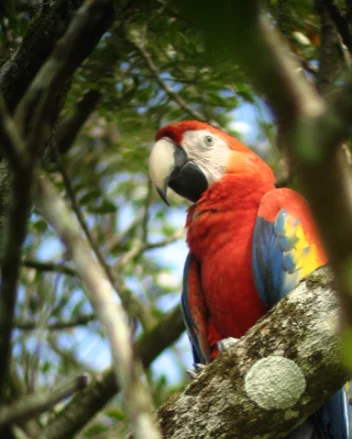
[105,408,125,421]
[80,190,102,205]
[83,423,109,437]
[89,199,116,214]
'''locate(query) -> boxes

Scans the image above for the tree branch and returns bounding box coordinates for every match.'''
[0,0,114,260]
[0,374,89,426]
[321,0,352,53]
[20,259,76,276]
[54,146,153,328]
[34,175,162,439]
[316,0,345,95]
[132,40,216,124]
[39,305,184,439]
[14,313,96,331]
[145,268,349,438]
[0,0,72,113]
[15,1,113,153]
[0,0,117,402]
[0,96,34,401]
[55,89,102,155]
[117,229,184,269]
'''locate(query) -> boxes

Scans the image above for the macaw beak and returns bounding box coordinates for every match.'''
[149,138,208,204]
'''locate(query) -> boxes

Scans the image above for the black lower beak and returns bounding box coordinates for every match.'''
[169,146,208,203]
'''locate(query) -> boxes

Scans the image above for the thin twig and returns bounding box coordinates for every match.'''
[47,334,97,375]
[53,146,151,327]
[0,374,89,426]
[294,54,318,77]
[141,180,153,243]
[20,259,76,276]
[106,212,145,253]
[14,314,96,331]
[145,232,185,250]
[133,40,217,124]
[117,230,184,269]
[35,175,162,439]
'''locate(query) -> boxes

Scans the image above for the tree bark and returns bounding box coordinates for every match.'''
[153,267,349,439]
[0,0,114,252]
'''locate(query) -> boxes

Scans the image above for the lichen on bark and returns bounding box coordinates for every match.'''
[156,267,350,439]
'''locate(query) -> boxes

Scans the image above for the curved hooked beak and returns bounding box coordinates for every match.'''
[149,138,208,204]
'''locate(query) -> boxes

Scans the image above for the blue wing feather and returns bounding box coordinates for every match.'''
[252,207,350,438]
[181,252,208,364]
[252,209,302,306]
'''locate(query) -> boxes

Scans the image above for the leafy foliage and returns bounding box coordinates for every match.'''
[1,0,348,436]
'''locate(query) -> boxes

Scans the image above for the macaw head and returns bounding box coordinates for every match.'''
[149,120,275,204]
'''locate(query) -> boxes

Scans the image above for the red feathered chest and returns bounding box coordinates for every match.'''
[186,177,272,342]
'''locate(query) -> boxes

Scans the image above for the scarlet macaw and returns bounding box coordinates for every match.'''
[149,120,350,438]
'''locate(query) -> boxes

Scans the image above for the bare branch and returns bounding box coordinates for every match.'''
[0,96,33,401]
[145,231,184,250]
[34,175,162,439]
[132,40,217,124]
[20,259,76,276]
[0,0,118,401]
[117,229,184,269]
[141,180,153,244]
[39,305,184,439]
[321,0,352,53]
[47,334,97,375]
[0,374,89,426]
[316,1,345,95]
[15,0,114,150]
[14,313,96,331]
[54,146,153,328]
[0,1,71,113]
[55,89,101,155]
[0,96,31,170]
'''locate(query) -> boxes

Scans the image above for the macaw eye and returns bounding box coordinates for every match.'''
[204,135,214,147]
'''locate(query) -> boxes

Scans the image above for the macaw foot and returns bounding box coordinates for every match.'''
[217,337,239,354]
[186,363,206,380]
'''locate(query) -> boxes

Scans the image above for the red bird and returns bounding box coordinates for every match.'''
[149,120,349,438]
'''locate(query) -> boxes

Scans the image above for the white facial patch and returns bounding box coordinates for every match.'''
[182,130,231,185]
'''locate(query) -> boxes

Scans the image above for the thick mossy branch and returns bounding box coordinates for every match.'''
[155,268,349,439]
[0,0,75,112]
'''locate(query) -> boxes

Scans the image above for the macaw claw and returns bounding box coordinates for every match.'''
[186,369,199,380]
[186,363,206,380]
[194,363,206,372]
[217,337,239,354]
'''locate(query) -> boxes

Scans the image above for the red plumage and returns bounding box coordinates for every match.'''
[186,173,273,358]
[151,121,349,438]
[157,120,326,360]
